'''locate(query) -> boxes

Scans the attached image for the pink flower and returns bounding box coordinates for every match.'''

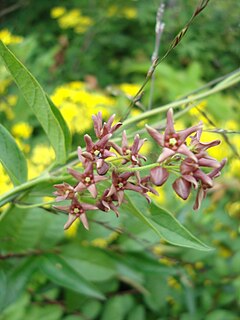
[80,133,116,174]
[92,112,122,139]
[54,197,98,230]
[146,108,202,163]
[193,159,227,210]
[107,171,143,205]
[53,182,75,202]
[97,189,120,217]
[68,162,106,198]
[111,131,147,165]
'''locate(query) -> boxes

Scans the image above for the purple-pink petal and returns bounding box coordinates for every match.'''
[146,125,164,146]
[172,178,191,200]
[178,122,202,144]
[64,214,78,230]
[157,148,175,163]
[150,166,169,186]
[177,144,198,162]
[164,108,175,137]
[79,213,89,230]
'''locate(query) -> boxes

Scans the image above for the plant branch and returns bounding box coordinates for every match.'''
[122,0,211,120]
[121,71,240,129]
[148,2,165,110]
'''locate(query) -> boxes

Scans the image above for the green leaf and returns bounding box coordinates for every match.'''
[46,95,71,157]
[0,41,71,164]
[101,295,134,320]
[24,304,63,320]
[0,206,65,252]
[0,258,37,311]
[126,193,212,251]
[61,245,117,282]
[108,252,148,295]
[0,125,27,185]
[40,254,105,300]
[127,305,146,320]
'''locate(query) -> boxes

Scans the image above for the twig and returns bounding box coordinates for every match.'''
[148,2,165,110]
[90,218,154,248]
[121,0,211,121]
[0,1,29,18]
[195,106,240,159]
[0,248,60,260]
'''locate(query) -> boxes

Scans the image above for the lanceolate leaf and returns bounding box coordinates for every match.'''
[0,258,37,311]
[46,95,71,156]
[0,124,27,185]
[0,41,71,164]
[40,254,105,300]
[126,193,212,251]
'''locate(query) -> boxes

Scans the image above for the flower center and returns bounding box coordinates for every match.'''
[94,150,100,156]
[85,177,91,183]
[73,208,80,214]
[169,137,177,146]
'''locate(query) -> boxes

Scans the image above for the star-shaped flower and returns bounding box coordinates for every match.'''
[111,131,147,166]
[193,158,226,210]
[107,171,143,204]
[97,188,120,217]
[92,112,122,139]
[53,182,75,202]
[68,162,106,198]
[54,197,98,230]
[146,108,202,163]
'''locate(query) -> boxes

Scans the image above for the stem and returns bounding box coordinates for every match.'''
[14,200,56,209]
[106,155,128,163]
[148,2,165,110]
[0,174,65,207]
[119,163,159,173]
[121,73,240,129]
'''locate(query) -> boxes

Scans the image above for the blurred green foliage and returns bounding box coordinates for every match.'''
[0,0,239,319]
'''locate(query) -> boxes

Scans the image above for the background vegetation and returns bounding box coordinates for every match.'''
[0,0,239,319]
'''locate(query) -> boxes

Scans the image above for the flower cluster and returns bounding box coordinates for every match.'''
[53,109,226,230]
[146,109,226,210]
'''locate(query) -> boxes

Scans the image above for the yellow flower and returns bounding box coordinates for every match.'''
[91,238,108,248]
[107,5,118,17]
[67,81,85,90]
[50,7,66,19]
[0,79,11,94]
[74,17,93,34]
[167,276,181,290]
[31,145,55,166]
[225,120,239,131]
[11,122,33,139]
[218,247,232,258]
[150,186,166,205]
[0,165,13,195]
[28,145,55,179]
[119,83,141,96]
[7,95,17,106]
[56,8,93,33]
[122,7,137,19]
[159,257,175,266]
[107,6,137,19]
[189,101,213,125]
[0,29,23,45]
[15,138,30,154]
[51,82,115,134]
[195,262,204,269]
[226,201,240,217]
[64,219,80,237]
